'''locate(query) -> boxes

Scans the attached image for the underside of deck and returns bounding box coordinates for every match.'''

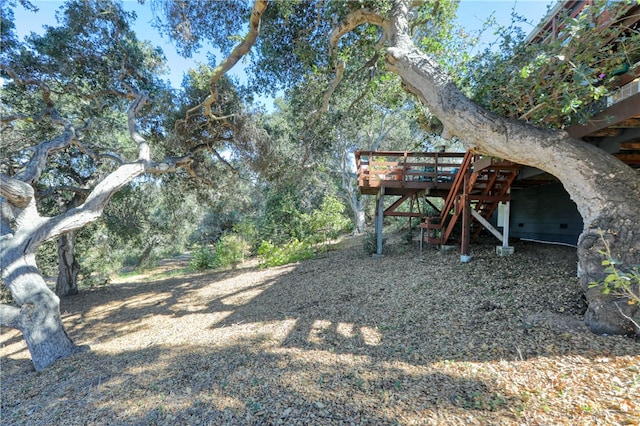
[356,150,521,257]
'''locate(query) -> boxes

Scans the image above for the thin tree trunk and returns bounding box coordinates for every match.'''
[56,231,80,297]
[353,196,366,234]
[136,238,157,268]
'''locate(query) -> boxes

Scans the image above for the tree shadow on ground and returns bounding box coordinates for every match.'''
[2,238,639,424]
[209,238,638,364]
[0,342,522,425]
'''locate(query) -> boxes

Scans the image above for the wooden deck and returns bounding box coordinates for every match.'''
[355,150,521,255]
[355,151,465,196]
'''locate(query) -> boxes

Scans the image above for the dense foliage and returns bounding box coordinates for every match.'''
[459,0,640,128]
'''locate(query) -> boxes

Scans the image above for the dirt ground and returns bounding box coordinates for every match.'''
[1,235,639,425]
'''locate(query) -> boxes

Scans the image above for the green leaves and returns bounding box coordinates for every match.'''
[589,231,640,307]
[461,0,640,128]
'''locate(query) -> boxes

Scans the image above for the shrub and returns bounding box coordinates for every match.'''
[362,231,386,255]
[304,196,351,245]
[257,239,314,268]
[589,230,640,331]
[189,244,217,270]
[215,233,250,269]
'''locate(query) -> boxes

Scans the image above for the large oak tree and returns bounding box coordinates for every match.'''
[157,0,639,335]
[2,0,638,372]
[1,0,250,370]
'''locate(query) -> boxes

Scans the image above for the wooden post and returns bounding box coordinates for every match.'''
[460,169,472,262]
[502,197,511,248]
[375,187,385,257]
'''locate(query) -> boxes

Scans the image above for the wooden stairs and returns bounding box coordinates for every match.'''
[421,152,520,245]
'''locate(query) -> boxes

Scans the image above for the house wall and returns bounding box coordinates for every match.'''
[506,182,583,245]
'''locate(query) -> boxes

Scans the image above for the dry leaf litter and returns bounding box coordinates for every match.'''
[1,235,639,425]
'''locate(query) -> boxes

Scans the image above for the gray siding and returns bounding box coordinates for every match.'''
[506,182,583,245]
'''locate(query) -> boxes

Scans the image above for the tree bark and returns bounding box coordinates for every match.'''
[1,253,86,371]
[56,231,80,297]
[1,160,145,371]
[136,238,157,269]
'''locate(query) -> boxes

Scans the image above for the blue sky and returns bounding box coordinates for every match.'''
[12,0,553,90]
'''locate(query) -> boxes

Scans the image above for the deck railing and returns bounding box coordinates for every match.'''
[354,150,466,187]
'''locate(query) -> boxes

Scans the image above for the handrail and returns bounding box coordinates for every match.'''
[354,150,465,184]
[439,151,474,223]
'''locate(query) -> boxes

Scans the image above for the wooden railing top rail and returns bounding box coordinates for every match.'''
[355,150,466,157]
[355,151,467,185]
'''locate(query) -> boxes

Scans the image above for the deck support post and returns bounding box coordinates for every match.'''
[502,197,511,248]
[496,191,515,256]
[460,169,472,263]
[374,187,385,258]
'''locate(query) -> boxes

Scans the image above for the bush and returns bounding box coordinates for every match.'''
[362,231,386,255]
[257,239,314,268]
[589,230,640,332]
[189,244,217,270]
[215,233,250,269]
[304,196,351,245]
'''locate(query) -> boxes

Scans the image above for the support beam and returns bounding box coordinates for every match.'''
[470,209,503,241]
[502,198,511,248]
[460,170,472,263]
[374,187,385,258]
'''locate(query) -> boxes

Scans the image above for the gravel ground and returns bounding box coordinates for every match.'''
[1,234,639,425]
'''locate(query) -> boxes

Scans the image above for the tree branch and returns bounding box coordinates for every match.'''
[127,93,151,162]
[328,8,389,54]
[309,8,387,127]
[309,60,345,121]
[16,93,153,251]
[614,301,640,334]
[0,65,53,108]
[202,0,268,118]
[145,139,238,175]
[36,185,91,199]
[13,125,76,185]
[0,174,35,209]
[0,304,22,329]
[29,162,145,253]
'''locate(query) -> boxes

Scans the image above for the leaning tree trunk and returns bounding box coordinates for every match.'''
[1,163,146,370]
[56,231,80,297]
[368,0,640,335]
[1,251,86,371]
[55,193,85,297]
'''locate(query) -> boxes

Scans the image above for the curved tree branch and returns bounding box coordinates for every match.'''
[328,8,389,54]
[0,65,53,108]
[146,138,238,175]
[127,93,151,162]
[309,60,345,121]
[312,9,389,121]
[202,0,268,118]
[0,174,34,209]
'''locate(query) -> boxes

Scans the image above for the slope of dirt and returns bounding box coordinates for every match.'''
[1,236,639,425]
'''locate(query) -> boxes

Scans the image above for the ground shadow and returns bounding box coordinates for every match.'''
[0,342,523,425]
[2,237,639,423]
